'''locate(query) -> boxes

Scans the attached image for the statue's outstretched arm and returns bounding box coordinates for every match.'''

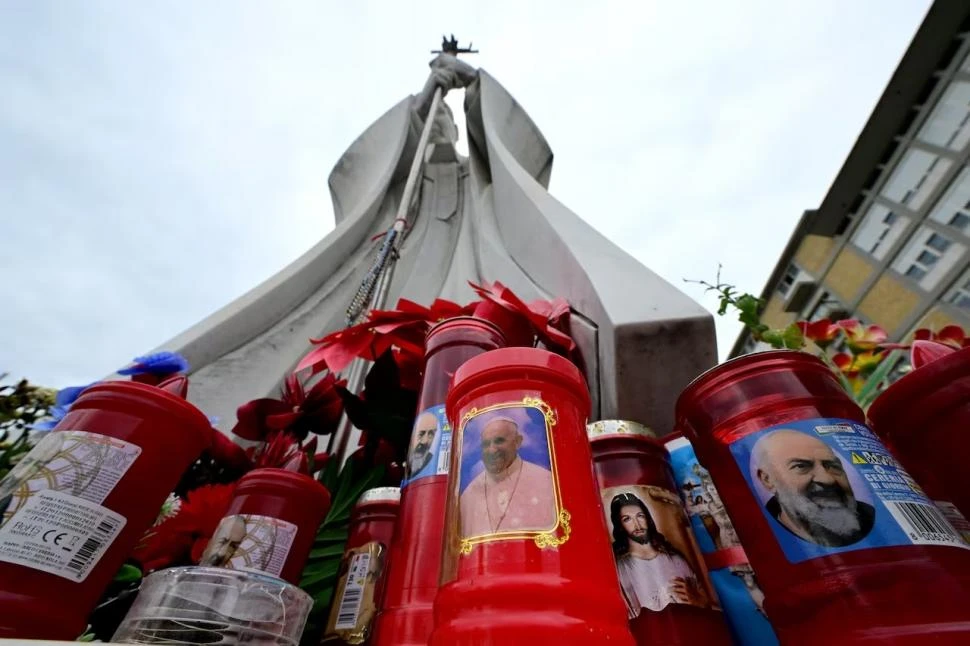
[414,54,478,121]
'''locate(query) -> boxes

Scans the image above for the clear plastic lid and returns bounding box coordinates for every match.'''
[112,566,313,645]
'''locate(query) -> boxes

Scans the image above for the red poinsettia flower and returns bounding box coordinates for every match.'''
[836,320,889,353]
[232,372,345,442]
[469,280,575,352]
[244,431,325,474]
[132,483,236,571]
[297,298,471,375]
[209,431,254,472]
[796,319,840,349]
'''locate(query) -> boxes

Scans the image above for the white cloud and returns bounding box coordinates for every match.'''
[0,0,931,387]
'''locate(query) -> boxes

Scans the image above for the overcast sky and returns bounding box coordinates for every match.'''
[1,1,933,388]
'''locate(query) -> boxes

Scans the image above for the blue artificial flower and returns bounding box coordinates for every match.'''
[117,351,190,376]
[55,383,96,408]
[30,405,68,431]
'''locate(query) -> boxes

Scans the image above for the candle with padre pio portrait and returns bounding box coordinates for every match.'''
[324,487,401,645]
[431,348,634,645]
[676,350,970,643]
[0,381,210,640]
[587,420,733,646]
[664,433,778,646]
[200,468,330,585]
[374,317,505,646]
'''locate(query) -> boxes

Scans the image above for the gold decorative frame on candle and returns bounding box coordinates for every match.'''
[456,396,570,554]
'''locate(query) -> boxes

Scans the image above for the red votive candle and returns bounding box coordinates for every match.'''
[587,420,732,646]
[373,317,505,646]
[0,381,211,639]
[676,350,970,644]
[868,345,970,538]
[200,468,330,585]
[431,347,634,645]
[324,487,401,645]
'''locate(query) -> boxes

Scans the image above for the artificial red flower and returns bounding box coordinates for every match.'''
[297,298,471,375]
[132,483,236,571]
[910,339,958,370]
[796,319,840,349]
[209,430,254,472]
[880,325,969,353]
[469,280,575,352]
[836,320,889,353]
[232,372,345,442]
[832,352,854,375]
[391,347,423,391]
[916,325,969,348]
[266,372,346,440]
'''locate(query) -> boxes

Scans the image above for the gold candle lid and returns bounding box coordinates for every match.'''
[356,486,401,506]
[586,419,657,441]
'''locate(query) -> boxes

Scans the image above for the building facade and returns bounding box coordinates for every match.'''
[732,1,970,357]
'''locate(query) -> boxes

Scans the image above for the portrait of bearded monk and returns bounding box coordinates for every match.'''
[407,411,438,479]
[459,416,556,537]
[754,429,874,547]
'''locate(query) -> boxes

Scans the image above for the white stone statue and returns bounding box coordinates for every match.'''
[151,45,717,445]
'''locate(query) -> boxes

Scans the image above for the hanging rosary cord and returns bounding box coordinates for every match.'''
[332,86,445,464]
[484,458,524,532]
[345,229,399,325]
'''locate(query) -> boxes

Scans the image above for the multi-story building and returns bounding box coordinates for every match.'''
[732,1,970,357]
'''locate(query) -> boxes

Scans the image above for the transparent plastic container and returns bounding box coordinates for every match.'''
[112,566,313,645]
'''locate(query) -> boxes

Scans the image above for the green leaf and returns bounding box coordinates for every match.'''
[311,526,351,546]
[113,563,143,583]
[856,350,903,410]
[299,559,340,588]
[329,465,385,525]
[780,323,805,349]
[308,542,347,560]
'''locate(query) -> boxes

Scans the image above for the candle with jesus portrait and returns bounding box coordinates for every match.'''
[588,420,732,646]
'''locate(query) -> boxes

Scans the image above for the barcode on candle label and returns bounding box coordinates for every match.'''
[0,489,126,581]
[437,435,451,475]
[334,552,371,630]
[885,501,968,548]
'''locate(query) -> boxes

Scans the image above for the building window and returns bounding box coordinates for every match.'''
[905,265,928,280]
[928,166,970,233]
[808,291,847,322]
[950,212,970,230]
[927,232,951,252]
[945,268,970,309]
[880,148,952,211]
[917,80,970,152]
[892,226,966,290]
[777,264,799,296]
[851,203,910,260]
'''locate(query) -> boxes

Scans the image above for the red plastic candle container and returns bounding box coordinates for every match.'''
[373,317,505,646]
[868,346,970,534]
[200,468,330,585]
[431,348,634,645]
[587,420,732,646]
[676,351,970,644]
[0,381,211,640]
[324,487,401,645]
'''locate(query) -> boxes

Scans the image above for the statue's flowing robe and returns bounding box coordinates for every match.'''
[154,71,716,437]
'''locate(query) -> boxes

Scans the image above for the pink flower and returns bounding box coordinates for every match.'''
[836,320,889,353]
[796,319,840,349]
